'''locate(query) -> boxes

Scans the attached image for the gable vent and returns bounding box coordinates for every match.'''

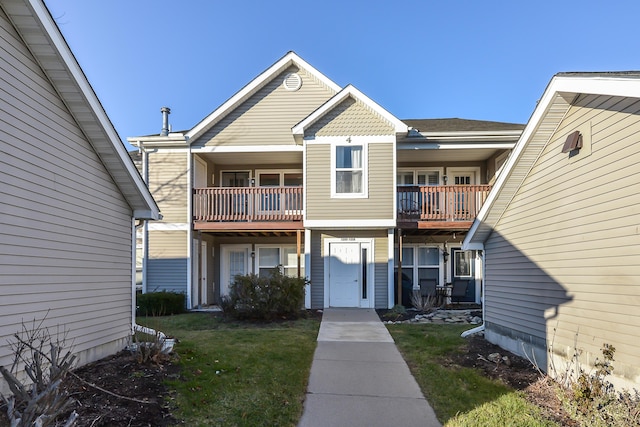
[283,73,302,91]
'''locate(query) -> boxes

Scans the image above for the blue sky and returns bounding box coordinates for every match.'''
[45,0,640,149]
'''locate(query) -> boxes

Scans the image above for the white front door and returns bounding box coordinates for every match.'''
[221,245,251,297]
[329,242,361,307]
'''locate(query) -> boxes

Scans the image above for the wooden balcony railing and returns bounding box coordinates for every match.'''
[397,185,492,222]
[193,187,303,222]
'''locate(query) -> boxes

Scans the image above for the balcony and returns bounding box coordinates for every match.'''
[397,185,491,229]
[193,187,303,231]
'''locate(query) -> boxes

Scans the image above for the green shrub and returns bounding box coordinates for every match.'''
[137,291,185,316]
[224,267,307,320]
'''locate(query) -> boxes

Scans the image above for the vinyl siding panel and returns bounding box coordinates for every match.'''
[147,151,188,223]
[310,231,324,309]
[485,95,640,386]
[305,143,394,220]
[0,8,134,384]
[147,230,188,293]
[307,97,396,137]
[374,234,389,309]
[195,66,336,147]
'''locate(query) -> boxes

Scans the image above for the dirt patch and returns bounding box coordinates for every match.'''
[59,351,179,427]
[449,334,577,426]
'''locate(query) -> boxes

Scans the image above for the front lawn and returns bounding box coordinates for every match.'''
[138,313,320,427]
[386,323,557,426]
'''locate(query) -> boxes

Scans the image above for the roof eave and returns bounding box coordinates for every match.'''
[186,51,342,143]
[465,73,640,247]
[292,84,408,137]
[7,0,160,220]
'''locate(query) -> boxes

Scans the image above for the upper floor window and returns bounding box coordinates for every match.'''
[334,145,365,197]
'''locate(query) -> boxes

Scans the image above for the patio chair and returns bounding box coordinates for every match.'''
[450,279,469,304]
[419,279,437,298]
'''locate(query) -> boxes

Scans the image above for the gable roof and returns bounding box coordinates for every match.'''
[464,72,640,248]
[185,51,342,143]
[292,84,408,140]
[4,0,159,220]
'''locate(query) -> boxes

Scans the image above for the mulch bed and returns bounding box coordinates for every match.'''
[59,351,179,427]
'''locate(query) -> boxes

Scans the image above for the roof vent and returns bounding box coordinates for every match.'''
[562,130,582,153]
[283,73,302,91]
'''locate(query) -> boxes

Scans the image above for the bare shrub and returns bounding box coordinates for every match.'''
[549,337,640,426]
[410,290,438,312]
[0,318,78,426]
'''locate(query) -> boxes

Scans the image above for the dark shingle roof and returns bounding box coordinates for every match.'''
[402,118,525,133]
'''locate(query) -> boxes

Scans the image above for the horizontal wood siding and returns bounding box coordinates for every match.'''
[306,143,394,220]
[194,66,335,148]
[147,231,188,293]
[486,95,640,384]
[0,8,134,381]
[148,151,188,223]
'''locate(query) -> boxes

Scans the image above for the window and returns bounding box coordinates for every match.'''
[256,246,305,278]
[221,171,250,187]
[417,247,440,284]
[335,145,364,195]
[453,250,473,277]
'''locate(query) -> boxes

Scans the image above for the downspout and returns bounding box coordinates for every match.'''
[461,249,486,337]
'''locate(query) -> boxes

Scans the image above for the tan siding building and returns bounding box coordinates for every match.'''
[466,74,640,390]
[131,52,522,310]
[0,0,158,393]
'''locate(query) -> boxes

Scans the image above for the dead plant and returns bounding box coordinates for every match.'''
[0,317,78,426]
[410,290,439,312]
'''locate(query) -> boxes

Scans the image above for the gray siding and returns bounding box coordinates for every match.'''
[485,94,640,386]
[374,234,389,309]
[310,231,324,309]
[0,7,134,382]
[306,143,394,220]
[194,66,336,148]
[148,151,188,223]
[147,230,188,293]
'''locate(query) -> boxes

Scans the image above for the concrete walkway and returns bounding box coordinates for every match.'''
[298,308,441,427]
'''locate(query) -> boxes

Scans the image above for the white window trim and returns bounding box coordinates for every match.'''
[395,244,446,289]
[330,140,368,199]
[397,168,445,186]
[255,244,304,276]
[255,169,303,187]
[445,167,481,185]
[452,249,474,278]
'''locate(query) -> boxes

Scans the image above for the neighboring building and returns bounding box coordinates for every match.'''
[0,0,159,392]
[465,72,640,390]
[129,51,523,309]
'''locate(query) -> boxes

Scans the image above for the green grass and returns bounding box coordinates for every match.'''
[387,324,557,427]
[138,313,320,427]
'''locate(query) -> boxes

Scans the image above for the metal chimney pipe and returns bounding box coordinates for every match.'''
[160,106,171,136]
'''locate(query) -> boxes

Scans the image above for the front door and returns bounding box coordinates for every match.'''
[447,168,479,219]
[329,242,361,307]
[221,245,251,297]
[451,248,476,302]
[327,241,374,308]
